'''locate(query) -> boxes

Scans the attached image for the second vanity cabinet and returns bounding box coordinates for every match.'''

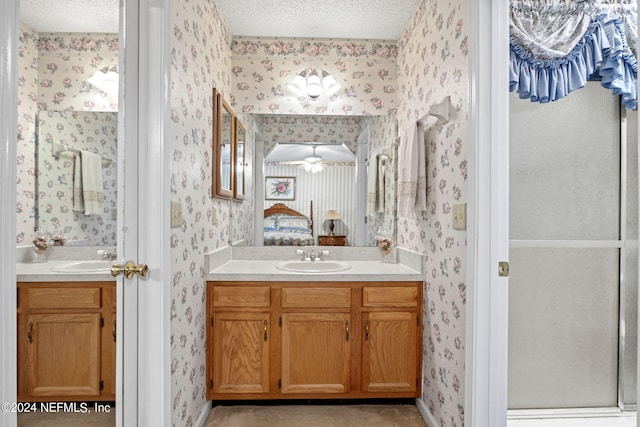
[17,281,116,402]
[206,281,422,400]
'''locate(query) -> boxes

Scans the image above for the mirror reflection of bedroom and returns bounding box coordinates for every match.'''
[257,114,398,247]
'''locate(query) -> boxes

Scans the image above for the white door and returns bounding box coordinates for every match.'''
[465,1,510,426]
[0,0,171,425]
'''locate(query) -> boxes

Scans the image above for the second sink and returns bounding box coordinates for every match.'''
[50,260,114,273]
[275,260,351,273]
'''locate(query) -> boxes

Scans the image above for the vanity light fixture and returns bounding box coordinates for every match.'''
[87,64,119,98]
[324,210,341,235]
[288,68,340,102]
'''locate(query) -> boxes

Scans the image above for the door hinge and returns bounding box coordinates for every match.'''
[278,379,281,389]
[99,380,104,390]
[498,261,510,277]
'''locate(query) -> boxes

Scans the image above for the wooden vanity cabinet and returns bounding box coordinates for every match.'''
[17,282,116,402]
[207,281,422,400]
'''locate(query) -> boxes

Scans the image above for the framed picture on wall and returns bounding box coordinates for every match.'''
[265,176,295,200]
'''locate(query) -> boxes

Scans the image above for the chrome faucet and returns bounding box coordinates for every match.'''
[296,249,329,262]
[98,249,117,260]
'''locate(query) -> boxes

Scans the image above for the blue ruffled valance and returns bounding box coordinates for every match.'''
[510,4,638,110]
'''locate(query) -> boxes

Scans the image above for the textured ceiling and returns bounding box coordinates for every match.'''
[20,0,418,40]
[20,0,119,33]
[216,0,418,40]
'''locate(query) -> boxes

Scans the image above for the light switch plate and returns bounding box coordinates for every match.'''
[170,201,183,228]
[452,203,466,230]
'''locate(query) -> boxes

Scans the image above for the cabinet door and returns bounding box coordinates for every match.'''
[362,311,417,392]
[281,312,350,394]
[28,313,101,397]
[212,312,270,394]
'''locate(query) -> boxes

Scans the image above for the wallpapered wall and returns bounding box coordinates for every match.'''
[169,0,238,425]
[231,36,398,116]
[363,115,398,246]
[16,27,118,245]
[259,114,360,154]
[397,1,469,426]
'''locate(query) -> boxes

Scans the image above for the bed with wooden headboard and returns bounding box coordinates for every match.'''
[263,201,314,246]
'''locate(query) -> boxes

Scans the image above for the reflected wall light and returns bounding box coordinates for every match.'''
[87,64,119,98]
[288,68,340,102]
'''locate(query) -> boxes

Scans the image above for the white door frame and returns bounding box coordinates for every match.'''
[119,0,171,425]
[0,0,19,425]
[0,0,171,425]
[465,1,510,426]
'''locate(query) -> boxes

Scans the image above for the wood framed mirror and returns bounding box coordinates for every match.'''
[233,117,246,201]
[212,88,234,199]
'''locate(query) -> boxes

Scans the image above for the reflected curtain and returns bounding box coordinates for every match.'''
[510,0,638,110]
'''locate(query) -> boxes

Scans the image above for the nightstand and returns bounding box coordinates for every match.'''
[318,235,347,246]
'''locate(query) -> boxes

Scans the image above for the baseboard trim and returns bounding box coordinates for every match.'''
[195,402,212,427]
[508,407,632,420]
[416,398,440,427]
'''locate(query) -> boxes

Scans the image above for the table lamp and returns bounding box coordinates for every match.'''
[324,210,341,235]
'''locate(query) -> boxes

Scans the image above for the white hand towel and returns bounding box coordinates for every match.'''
[376,154,385,213]
[398,123,427,218]
[367,154,378,213]
[80,150,105,215]
[72,154,84,213]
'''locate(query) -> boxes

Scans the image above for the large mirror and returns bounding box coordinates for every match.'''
[16,9,119,247]
[247,113,397,247]
[212,88,234,199]
[36,111,117,245]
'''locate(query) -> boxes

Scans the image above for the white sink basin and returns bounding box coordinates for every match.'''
[275,260,351,273]
[50,260,114,273]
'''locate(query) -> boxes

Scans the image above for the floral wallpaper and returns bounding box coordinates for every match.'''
[16,27,118,245]
[363,115,398,246]
[169,0,246,425]
[16,25,39,245]
[231,36,398,116]
[259,114,360,154]
[37,111,117,245]
[397,1,469,426]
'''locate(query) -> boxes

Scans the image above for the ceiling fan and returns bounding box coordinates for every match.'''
[264,142,356,173]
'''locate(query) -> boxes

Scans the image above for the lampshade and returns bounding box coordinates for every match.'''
[324,210,341,220]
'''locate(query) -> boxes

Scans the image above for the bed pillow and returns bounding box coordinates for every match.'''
[277,216,310,233]
[264,217,278,232]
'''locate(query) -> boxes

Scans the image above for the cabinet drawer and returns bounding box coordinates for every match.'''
[28,287,102,309]
[363,287,418,308]
[213,286,270,308]
[282,288,351,308]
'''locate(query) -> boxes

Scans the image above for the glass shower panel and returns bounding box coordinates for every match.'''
[508,248,620,409]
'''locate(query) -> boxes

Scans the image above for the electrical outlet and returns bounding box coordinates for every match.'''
[452,203,466,230]
[171,201,183,229]
[212,206,218,225]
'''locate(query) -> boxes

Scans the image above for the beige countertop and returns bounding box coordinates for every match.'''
[207,247,424,282]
